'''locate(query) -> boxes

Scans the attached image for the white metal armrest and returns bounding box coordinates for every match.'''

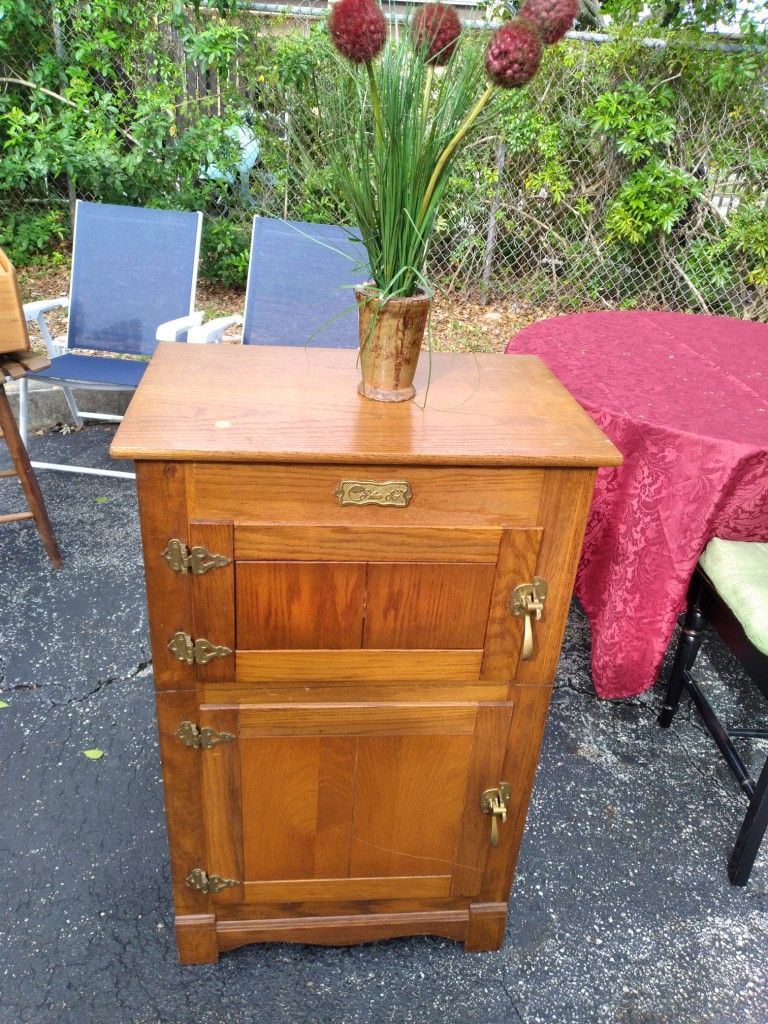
[187,315,243,345]
[23,296,70,319]
[155,312,205,342]
[23,296,70,356]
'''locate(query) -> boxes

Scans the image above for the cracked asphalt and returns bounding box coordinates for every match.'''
[1,427,767,1024]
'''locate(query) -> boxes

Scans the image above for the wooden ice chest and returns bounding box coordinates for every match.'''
[111,343,621,963]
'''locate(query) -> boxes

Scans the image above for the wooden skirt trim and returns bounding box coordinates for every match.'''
[216,909,470,951]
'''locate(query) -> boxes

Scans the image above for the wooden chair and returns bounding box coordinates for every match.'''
[0,249,61,567]
[659,538,768,884]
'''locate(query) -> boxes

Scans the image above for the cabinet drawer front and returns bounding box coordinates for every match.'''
[198,701,515,904]
[191,463,544,528]
[176,523,544,683]
[236,560,496,652]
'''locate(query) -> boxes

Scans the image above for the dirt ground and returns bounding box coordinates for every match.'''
[17,260,559,354]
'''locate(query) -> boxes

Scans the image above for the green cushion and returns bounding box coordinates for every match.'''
[699,538,768,656]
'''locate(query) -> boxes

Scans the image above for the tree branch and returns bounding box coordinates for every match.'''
[0,76,140,146]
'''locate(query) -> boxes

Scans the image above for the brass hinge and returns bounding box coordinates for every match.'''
[161,538,231,576]
[168,631,232,665]
[510,577,548,660]
[185,868,239,894]
[480,782,511,848]
[175,720,235,750]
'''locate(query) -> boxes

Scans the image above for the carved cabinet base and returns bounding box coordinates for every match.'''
[112,345,620,963]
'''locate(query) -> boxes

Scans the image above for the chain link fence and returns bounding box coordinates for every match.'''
[1,2,767,319]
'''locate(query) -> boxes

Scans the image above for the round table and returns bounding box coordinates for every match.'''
[506,310,768,698]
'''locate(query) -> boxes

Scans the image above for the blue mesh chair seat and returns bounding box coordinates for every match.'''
[33,353,148,388]
[189,218,370,348]
[21,200,203,479]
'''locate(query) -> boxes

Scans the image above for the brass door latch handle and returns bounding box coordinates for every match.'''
[480,783,511,847]
[510,577,548,660]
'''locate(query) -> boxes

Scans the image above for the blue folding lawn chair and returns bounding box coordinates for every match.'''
[188,217,369,347]
[20,200,203,479]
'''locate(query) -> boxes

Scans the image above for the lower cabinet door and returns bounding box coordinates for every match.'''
[199,700,516,906]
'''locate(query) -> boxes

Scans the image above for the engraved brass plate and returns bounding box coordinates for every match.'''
[335,479,412,508]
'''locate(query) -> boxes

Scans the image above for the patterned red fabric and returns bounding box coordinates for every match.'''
[506,310,768,698]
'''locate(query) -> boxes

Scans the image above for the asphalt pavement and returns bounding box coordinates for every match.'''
[1,427,766,1024]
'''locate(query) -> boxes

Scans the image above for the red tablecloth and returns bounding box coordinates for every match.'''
[506,311,768,698]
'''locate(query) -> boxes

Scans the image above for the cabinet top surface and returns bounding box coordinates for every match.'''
[110,343,622,468]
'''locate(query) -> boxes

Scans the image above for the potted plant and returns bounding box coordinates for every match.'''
[316,0,578,401]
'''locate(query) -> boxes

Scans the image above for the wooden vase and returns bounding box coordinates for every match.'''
[355,286,430,402]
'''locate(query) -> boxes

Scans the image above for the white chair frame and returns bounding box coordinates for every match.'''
[19,213,204,481]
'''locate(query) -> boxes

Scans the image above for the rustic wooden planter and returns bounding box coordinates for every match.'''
[356,287,430,402]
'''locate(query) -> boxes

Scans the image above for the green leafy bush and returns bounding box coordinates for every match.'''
[200,218,250,287]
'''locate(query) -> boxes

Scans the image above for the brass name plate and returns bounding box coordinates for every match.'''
[335,479,412,508]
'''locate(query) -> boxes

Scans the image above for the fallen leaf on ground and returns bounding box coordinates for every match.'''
[0,700,8,708]
[82,748,105,760]
[95,496,110,504]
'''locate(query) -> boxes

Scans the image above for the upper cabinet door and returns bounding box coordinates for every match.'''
[217,525,544,682]
[199,700,516,907]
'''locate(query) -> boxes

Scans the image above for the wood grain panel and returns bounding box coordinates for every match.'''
[135,463,193,689]
[237,649,483,682]
[238,703,477,737]
[236,562,365,649]
[314,739,357,878]
[481,683,556,903]
[350,733,475,878]
[200,682,508,704]
[191,521,234,683]
[0,248,30,354]
[451,701,516,898]
[191,463,544,528]
[175,914,218,964]
[242,876,451,903]
[199,706,242,905]
[480,528,543,680]
[241,736,323,880]
[155,691,207,916]
[464,903,508,952]
[111,344,623,469]
[215,909,468,950]
[235,526,501,562]
[514,469,597,688]
[365,562,496,650]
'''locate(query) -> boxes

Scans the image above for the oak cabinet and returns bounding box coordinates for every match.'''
[112,343,621,963]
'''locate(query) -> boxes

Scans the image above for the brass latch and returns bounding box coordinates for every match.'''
[161,538,231,576]
[185,868,239,894]
[175,720,235,750]
[510,577,548,661]
[168,631,232,665]
[480,782,511,848]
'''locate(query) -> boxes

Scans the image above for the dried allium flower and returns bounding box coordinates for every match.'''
[411,3,462,65]
[519,0,578,45]
[485,18,543,88]
[328,0,387,64]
